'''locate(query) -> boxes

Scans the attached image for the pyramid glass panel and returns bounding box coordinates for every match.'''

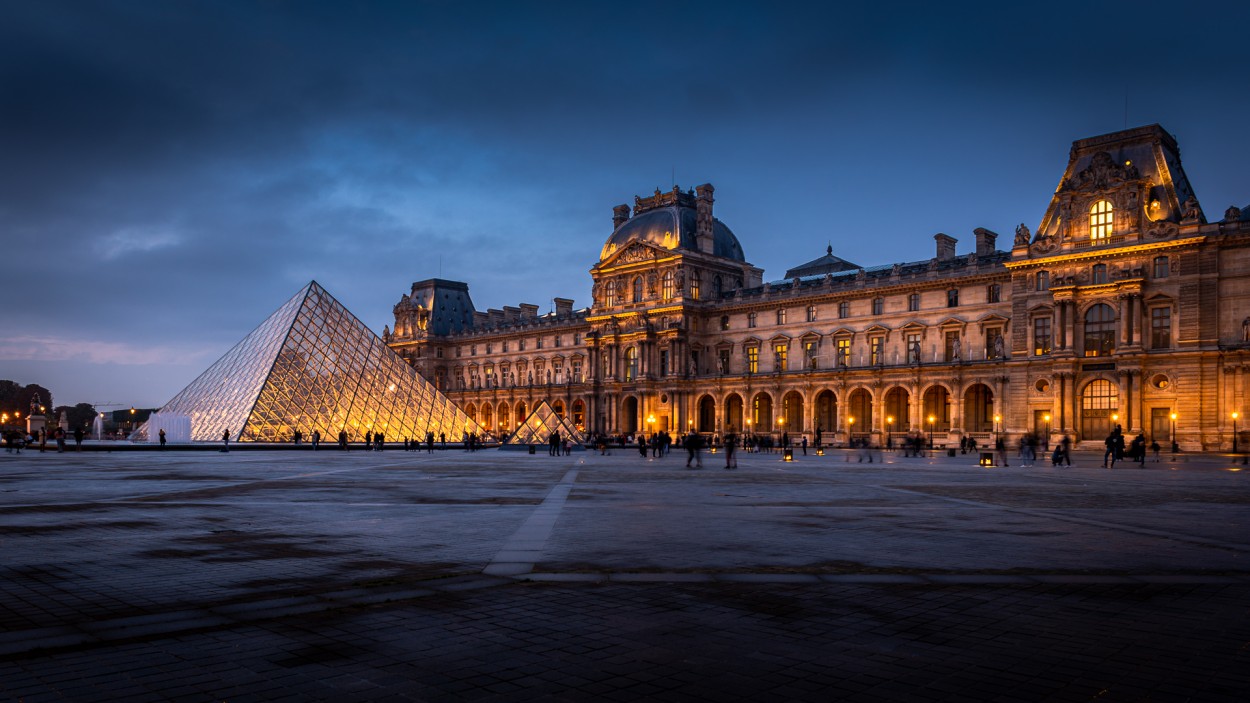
[135,281,483,443]
[503,400,587,446]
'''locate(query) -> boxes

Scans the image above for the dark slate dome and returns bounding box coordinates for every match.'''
[599,206,745,262]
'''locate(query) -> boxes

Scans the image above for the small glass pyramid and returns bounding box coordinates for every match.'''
[504,400,587,446]
[137,281,482,443]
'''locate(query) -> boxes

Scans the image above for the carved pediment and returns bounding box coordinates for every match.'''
[1062,151,1140,192]
[1145,220,1179,240]
[611,242,662,264]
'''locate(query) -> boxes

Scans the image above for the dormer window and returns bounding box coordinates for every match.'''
[1090,200,1114,241]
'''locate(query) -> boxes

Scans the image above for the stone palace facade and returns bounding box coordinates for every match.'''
[385,125,1250,450]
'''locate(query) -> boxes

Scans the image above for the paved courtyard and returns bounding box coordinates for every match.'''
[1,446,1248,701]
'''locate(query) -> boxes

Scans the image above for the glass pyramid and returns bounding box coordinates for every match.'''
[504,400,587,446]
[136,281,482,443]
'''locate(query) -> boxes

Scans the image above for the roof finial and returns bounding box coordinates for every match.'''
[826,243,832,256]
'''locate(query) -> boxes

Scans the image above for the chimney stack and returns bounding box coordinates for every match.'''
[553,298,573,316]
[519,303,540,319]
[934,233,957,261]
[973,228,998,257]
[695,183,715,254]
[613,204,630,231]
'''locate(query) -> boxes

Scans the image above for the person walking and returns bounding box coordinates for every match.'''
[1131,433,1146,466]
[338,429,348,450]
[1103,429,1118,468]
[221,428,230,453]
[364,430,373,451]
[73,427,84,452]
[375,431,384,451]
[426,431,435,453]
[1060,434,1072,466]
[638,433,648,458]
[158,428,167,449]
[55,427,66,453]
[724,430,738,469]
[801,436,808,456]
[312,429,320,450]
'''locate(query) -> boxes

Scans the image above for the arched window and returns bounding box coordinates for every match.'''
[713,275,723,297]
[605,280,618,306]
[1083,303,1116,357]
[690,271,701,300]
[632,276,643,303]
[661,271,675,300]
[1090,200,1113,240]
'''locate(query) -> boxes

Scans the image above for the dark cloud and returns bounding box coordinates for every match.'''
[3,0,1250,406]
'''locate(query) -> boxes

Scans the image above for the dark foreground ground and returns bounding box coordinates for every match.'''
[2,446,1248,702]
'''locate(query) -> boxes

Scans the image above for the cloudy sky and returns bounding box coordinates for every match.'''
[3,0,1249,409]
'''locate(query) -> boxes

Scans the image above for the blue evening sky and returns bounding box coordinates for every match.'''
[3,0,1248,408]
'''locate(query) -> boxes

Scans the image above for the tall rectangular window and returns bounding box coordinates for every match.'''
[906,333,921,363]
[1092,264,1107,284]
[804,340,818,369]
[987,284,1001,303]
[746,347,759,374]
[777,309,787,325]
[660,349,669,377]
[872,297,884,315]
[838,301,849,319]
[718,349,730,374]
[1153,256,1169,279]
[908,293,920,312]
[985,328,1003,359]
[870,337,883,365]
[1034,317,1052,355]
[1037,271,1050,291]
[806,305,816,322]
[1151,307,1172,349]
[748,312,757,328]
[836,339,850,367]
[947,289,959,307]
[944,331,960,361]
[774,343,788,372]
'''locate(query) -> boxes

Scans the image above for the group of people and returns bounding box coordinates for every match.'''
[1101,425,1158,467]
[3,427,83,453]
[547,431,573,456]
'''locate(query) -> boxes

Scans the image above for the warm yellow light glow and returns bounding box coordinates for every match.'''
[1233,412,1240,420]
[1171,412,1178,421]
[848,416,855,426]
[928,415,935,424]
[778,417,785,426]
[1111,413,1118,422]
[993,414,1000,423]
[130,407,136,414]
[886,416,894,425]
[1043,414,1050,423]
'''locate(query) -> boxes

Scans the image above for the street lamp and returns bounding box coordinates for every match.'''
[886,416,894,449]
[1043,413,1051,449]
[1170,411,1179,454]
[993,413,1001,465]
[1232,411,1244,464]
[928,414,936,452]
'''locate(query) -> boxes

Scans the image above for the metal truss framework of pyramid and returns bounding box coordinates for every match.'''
[137,281,482,443]
[504,400,587,446]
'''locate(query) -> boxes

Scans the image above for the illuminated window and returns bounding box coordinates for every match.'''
[662,271,675,301]
[690,271,701,300]
[836,338,850,367]
[746,346,759,374]
[632,276,643,303]
[804,340,818,369]
[870,336,883,365]
[872,297,884,315]
[1083,303,1115,357]
[908,293,920,312]
[774,343,788,372]
[1090,200,1113,240]
[605,280,618,306]
[1151,307,1171,349]
[624,347,637,381]
[1153,256,1169,279]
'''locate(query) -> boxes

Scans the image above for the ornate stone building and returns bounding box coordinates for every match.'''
[386,125,1250,450]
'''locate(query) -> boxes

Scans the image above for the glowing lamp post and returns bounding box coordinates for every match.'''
[1043,413,1051,449]
[847,416,855,443]
[928,415,936,452]
[886,415,894,447]
[1170,412,1179,454]
[993,413,1002,466]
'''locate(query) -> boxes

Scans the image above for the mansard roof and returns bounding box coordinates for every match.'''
[783,245,861,279]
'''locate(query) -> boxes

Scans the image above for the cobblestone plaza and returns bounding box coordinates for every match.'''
[2,448,1248,701]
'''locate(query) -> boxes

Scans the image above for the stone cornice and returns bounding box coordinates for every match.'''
[1003,236,1206,270]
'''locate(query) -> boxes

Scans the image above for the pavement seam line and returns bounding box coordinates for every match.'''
[483,468,579,576]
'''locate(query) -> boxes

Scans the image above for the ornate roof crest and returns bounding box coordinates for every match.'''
[1062,151,1140,192]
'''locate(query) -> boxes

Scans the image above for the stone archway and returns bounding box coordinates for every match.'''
[481,404,494,433]
[752,392,773,435]
[724,393,744,433]
[814,389,837,438]
[964,383,994,433]
[922,385,951,431]
[848,388,873,439]
[781,391,804,433]
[1080,378,1118,441]
[698,394,716,433]
[884,387,909,435]
[621,396,639,434]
